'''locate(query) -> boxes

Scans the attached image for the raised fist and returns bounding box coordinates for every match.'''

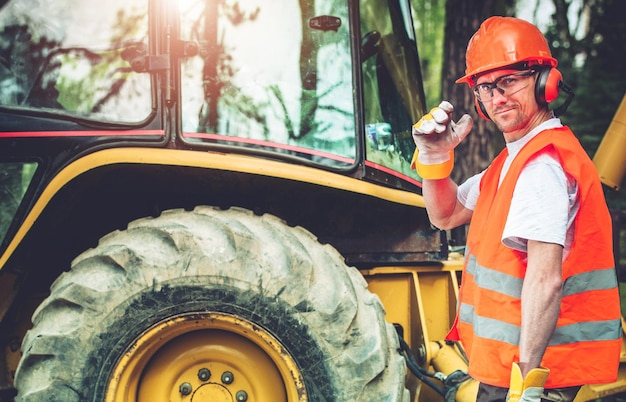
[412,101,473,165]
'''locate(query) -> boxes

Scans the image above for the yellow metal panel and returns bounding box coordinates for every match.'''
[0,148,425,269]
[364,265,461,349]
[364,264,466,402]
[366,273,414,340]
[593,94,626,190]
[413,271,458,341]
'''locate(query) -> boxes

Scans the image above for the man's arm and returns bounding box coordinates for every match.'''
[518,239,563,377]
[422,177,473,230]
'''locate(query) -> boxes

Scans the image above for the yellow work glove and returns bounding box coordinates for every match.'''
[411,101,472,179]
[506,362,550,402]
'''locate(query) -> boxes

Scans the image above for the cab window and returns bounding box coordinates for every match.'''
[179,0,356,167]
[360,0,425,185]
[0,0,151,123]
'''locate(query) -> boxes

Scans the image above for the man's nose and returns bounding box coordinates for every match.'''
[491,86,508,103]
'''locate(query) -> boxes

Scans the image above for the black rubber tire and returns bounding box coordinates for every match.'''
[15,206,408,402]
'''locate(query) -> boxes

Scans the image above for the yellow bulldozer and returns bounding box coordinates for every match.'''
[0,0,624,401]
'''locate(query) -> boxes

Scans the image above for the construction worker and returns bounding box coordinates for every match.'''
[411,16,621,402]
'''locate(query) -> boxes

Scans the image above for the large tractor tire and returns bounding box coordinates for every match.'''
[15,206,408,402]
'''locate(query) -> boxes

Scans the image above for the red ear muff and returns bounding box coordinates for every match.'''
[535,67,562,105]
[475,98,491,120]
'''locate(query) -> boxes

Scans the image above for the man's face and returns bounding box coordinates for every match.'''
[474,69,540,138]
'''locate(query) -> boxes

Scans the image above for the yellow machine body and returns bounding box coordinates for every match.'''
[594,94,626,191]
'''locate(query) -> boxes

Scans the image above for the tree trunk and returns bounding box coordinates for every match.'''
[441,0,514,184]
[298,0,318,139]
[199,0,220,132]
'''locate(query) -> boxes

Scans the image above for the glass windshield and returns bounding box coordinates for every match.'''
[0,0,151,123]
[361,0,424,185]
[179,0,356,167]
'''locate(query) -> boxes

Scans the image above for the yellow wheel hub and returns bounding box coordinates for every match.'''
[105,312,306,402]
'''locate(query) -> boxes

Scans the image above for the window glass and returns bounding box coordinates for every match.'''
[179,0,356,166]
[0,162,37,245]
[0,0,151,122]
[360,0,424,184]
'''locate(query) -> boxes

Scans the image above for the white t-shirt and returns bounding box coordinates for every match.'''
[458,119,579,257]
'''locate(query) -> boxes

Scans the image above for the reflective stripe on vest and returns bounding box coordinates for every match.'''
[465,254,618,299]
[459,260,621,346]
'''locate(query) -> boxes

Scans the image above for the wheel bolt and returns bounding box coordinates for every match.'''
[221,371,234,384]
[236,390,248,401]
[198,368,211,381]
[179,382,192,396]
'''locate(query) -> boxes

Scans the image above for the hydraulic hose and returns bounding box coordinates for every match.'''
[398,336,472,401]
[398,336,446,397]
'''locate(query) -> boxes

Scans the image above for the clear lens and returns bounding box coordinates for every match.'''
[472,70,536,101]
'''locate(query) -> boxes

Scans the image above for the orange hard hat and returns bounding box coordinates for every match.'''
[456,16,558,86]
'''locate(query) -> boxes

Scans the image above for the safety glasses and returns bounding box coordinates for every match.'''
[472,70,537,101]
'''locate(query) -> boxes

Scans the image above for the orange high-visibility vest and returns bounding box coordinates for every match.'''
[447,127,621,388]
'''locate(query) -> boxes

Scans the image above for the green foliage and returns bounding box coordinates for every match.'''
[542,0,626,209]
[56,6,147,114]
[411,0,445,108]
[55,50,126,113]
